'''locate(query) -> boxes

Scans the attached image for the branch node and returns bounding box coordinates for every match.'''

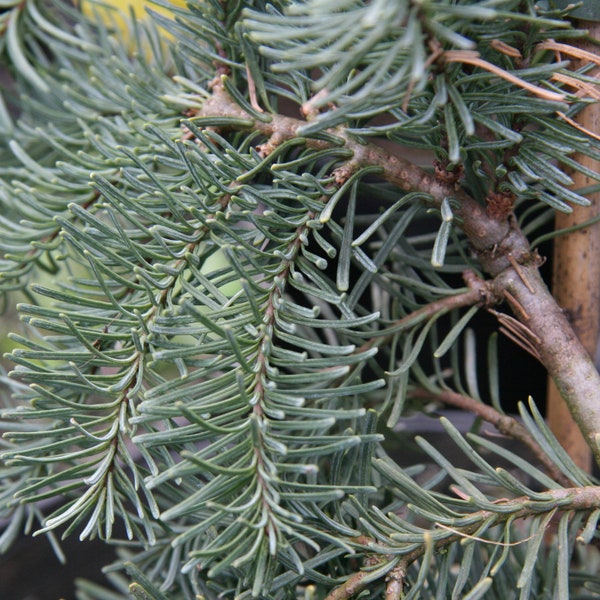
[434,158,464,190]
[463,269,500,307]
[385,563,406,599]
[486,190,515,221]
[333,160,360,186]
[301,89,333,120]
[257,132,285,158]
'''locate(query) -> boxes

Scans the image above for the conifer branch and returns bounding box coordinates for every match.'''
[326,486,600,599]
[193,82,600,463]
[4,2,600,597]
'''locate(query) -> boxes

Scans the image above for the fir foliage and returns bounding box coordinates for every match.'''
[1,1,600,598]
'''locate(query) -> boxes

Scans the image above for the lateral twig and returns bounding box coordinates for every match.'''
[356,271,497,354]
[323,556,393,600]
[409,387,573,487]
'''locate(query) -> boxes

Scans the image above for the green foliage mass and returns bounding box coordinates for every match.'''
[0,1,600,598]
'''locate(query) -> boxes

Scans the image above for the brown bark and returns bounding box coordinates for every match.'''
[547,21,600,473]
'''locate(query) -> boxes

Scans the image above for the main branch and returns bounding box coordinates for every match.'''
[192,81,600,464]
